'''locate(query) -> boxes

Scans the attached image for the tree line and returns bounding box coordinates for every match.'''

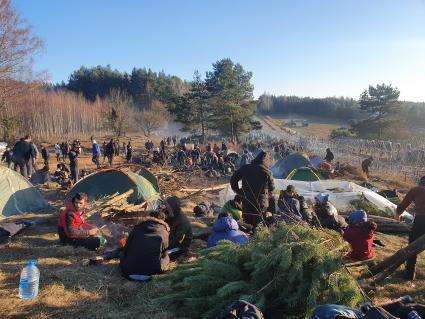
[52,65,191,110]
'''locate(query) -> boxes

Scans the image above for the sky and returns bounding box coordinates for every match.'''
[13,0,425,102]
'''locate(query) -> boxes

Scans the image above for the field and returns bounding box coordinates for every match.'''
[268,114,346,139]
[0,134,425,318]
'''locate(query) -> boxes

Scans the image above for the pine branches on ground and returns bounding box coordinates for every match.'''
[154,224,364,319]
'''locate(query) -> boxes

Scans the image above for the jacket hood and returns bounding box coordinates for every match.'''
[213,217,239,232]
[137,216,170,232]
[251,150,266,165]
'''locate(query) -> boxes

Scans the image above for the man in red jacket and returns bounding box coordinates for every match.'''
[58,192,101,250]
[343,210,377,260]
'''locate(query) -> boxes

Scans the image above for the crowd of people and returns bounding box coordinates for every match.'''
[1,132,424,283]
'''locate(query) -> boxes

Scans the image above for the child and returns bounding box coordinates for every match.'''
[343,210,377,260]
[58,192,102,250]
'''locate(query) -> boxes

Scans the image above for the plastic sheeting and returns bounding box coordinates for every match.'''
[219,179,411,218]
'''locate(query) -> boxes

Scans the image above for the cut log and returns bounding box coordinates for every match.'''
[369,233,425,281]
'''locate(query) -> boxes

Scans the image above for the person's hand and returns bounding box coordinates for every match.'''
[89,228,99,236]
[395,214,401,222]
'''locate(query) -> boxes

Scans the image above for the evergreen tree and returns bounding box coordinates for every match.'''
[206,58,256,143]
[354,83,403,139]
[172,71,211,142]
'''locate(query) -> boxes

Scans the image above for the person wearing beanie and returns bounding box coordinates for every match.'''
[161,196,193,260]
[230,151,275,228]
[343,210,377,261]
[396,176,425,280]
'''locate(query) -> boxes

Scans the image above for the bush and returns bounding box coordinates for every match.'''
[154,224,363,319]
[349,194,394,217]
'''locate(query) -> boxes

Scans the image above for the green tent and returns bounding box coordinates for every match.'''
[271,153,311,178]
[66,165,160,204]
[286,167,322,182]
[0,166,49,218]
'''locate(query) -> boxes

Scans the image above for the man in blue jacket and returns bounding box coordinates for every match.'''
[91,140,102,169]
[207,212,248,248]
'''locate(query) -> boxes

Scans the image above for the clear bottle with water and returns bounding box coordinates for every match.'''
[18,259,40,299]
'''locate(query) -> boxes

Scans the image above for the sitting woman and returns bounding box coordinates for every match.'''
[207,212,248,248]
[120,211,170,279]
[343,210,377,261]
[58,192,101,251]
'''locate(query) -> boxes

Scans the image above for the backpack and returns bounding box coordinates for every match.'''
[220,300,264,319]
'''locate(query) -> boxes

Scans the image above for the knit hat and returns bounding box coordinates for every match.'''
[348,210,367,225]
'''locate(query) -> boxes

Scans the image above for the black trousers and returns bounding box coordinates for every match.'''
[406,215,425,277]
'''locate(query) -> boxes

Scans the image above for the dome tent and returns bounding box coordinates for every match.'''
[271,153,311,179]
[66,165,160,204]
[286,167,322,182]
[0,166,49,218]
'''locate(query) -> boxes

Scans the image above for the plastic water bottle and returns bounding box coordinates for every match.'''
[18,259,40,299]
[407,311,422,319]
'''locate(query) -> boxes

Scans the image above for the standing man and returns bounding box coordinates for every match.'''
[41,145,50,170]
[54,143,61,162]
[1,146,13,168]
[106,139,114,166]
[395,176,425,280]
[92,140,101,169]
[28,141,39,177]
[361,157,374,179]
[230,151,275,228]
[324,148,334,163]
[12,135,34,178]
[126,141,133,163]
[68,142,80,185]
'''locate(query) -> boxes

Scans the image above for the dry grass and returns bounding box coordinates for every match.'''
[2,133,425,318]
[271,116,342,138]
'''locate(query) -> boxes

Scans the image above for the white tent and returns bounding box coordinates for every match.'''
[219,179,411,219]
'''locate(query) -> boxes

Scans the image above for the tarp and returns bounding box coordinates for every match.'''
[219,179,411,218]
[0,166,49,218]
[286,167,322,182]
[66,165,160,204]
[271,153,311,179]
[309,155,323,168]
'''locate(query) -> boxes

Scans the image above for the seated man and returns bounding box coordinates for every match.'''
[343,210,377,261]
[162,196,193,260]
[278,185,303,220]
[207,212,248,248]
[314,193,347,234]
[58,192,101,251]
[221,195,243,221]
[120,211,170,279]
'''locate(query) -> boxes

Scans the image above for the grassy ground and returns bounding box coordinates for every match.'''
[269,115,344,139]
[1,134,425,318]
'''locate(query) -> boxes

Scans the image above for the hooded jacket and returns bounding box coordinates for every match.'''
[92,142,101,156]
[343,221,377,260]
[58,202,94,241]
[207,217,248,248]
[165,196,193,252]
[230,151,275,225]
[120,217,170,277]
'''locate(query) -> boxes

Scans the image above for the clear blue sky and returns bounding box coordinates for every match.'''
[13,0,425,101]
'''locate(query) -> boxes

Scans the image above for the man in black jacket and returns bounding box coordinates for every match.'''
[230,151,275,227]
[12,135,34,178]
[120,211,170,278]
[162,196,193,260]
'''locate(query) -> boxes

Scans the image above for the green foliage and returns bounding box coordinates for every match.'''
[64,65,189,109]
[349,194,394,217]
[258,94,361,120]
[353,84,404,139]
[154,225,363,319]
[330,127,355,139]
